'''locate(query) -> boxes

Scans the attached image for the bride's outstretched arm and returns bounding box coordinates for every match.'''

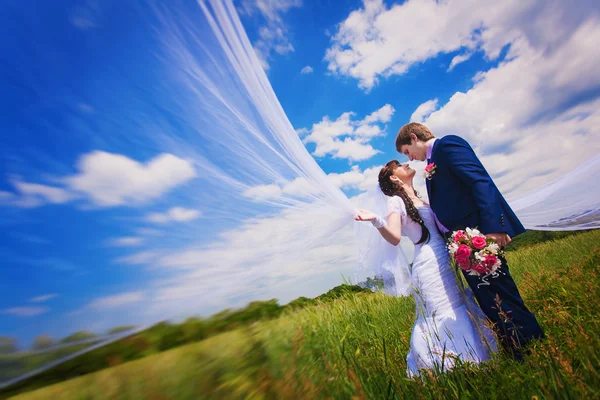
[355,210,402,246]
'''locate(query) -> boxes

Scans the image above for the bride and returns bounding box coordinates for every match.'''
[355,160,497,377]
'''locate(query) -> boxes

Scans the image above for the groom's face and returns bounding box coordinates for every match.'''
[399,140,427,162]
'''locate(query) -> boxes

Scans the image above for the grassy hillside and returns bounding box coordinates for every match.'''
[4,229,600,399]
[0,284,370,394]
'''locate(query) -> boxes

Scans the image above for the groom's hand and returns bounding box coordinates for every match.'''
[486,232,511,247]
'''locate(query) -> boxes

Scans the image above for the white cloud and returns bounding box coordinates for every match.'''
[66,151,196,207]
[29,294,58,303]
[0,151,196,209]
[295,127,308,136]
[136,228,162,236]
[0,179,74,208]
[2,306,50,317]
[328,165,381,192]
[242,177,321,202]
[8,257,79,272]
[88,292,144,310]
[114,251,158,265]
[0,191,14,201]
[243,183,283,201]
[69,1,101,30]
[239,0,302,70]
[331,138,380,160]
[447,53,473,72]
[282,177,319,198]
[70,14,96,30]
[146,207,202,223]
[324,0,593,90]
[302,104,395,161]
[301,65,314,74]
[14,181,73,204]
[410,99,439,123]
[106,236,144,247]
[78,103,94,113]
[362,104,395,124]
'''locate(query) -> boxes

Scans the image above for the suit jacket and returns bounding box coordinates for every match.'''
[426,135,525,238]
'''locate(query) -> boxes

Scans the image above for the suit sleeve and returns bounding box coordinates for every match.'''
[439,136,506,234]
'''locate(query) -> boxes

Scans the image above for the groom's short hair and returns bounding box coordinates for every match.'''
[395,122,435,150]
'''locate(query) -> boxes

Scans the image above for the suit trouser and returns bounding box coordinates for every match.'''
[461,258,545,360]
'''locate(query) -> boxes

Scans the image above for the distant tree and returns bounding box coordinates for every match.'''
[316,284,372,302]
[0,336,18,354]
[155,323,184,351]
[285,296,315,310]
[181,317,207,342]
[60,331,97,343]
[33,335,54,350]
[107,325,138,335]
[243,299,282,321]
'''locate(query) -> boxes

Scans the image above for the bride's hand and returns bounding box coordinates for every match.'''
[354,209,377,222]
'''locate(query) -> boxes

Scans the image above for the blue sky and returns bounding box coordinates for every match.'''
[1,0,599,350]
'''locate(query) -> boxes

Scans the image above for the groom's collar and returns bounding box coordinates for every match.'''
[426,138,437,162]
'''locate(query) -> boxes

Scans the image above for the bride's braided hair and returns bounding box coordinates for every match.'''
[378,160,430,245]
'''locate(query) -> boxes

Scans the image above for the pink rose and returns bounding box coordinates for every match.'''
[471,236,487,250]
[471,263,487,274]
[454,231,467,243]
[484,254,498,268]
[455,244,471,259]
[425,163,435,172]
[456,256,471,271]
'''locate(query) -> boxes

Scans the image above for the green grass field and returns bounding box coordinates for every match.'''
[7,230,600,399]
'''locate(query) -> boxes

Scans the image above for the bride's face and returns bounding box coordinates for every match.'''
[391,163,415,184]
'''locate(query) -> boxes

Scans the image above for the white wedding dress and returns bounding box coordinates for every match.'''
[386,196,498,377]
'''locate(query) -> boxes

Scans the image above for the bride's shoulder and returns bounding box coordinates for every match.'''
[386,195,407,216]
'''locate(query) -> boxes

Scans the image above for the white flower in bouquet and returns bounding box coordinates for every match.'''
[475,250,487,262]
[466,227,481,237]
[448,243,459,254]
[487,243,500,253]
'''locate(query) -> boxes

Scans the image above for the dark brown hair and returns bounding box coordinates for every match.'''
[378,160,430,245]
[395,122,435,152]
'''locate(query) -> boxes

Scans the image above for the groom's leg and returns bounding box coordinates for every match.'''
[462,258,544,359]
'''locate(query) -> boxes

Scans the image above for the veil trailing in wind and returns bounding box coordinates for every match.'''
[0,0,598,389]
[507,153,600,231]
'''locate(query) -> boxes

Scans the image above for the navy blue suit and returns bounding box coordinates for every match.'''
[426,135,544,358]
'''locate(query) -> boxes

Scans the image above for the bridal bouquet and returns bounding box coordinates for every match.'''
[447,228,503,278]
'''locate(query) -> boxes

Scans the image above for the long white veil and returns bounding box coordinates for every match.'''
[507,153,600,230]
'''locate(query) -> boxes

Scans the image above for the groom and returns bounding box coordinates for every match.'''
[396,122,544,359]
